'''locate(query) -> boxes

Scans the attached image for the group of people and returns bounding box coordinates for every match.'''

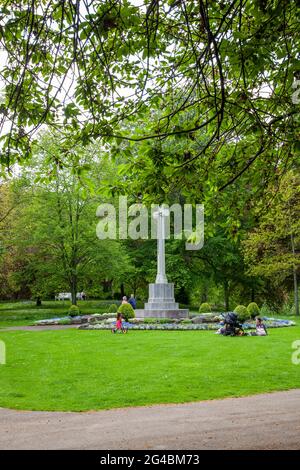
[111,294,136,334]
[121,294,136,309]
[217,314,268,337]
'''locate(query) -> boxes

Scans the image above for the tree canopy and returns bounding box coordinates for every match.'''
[0,0,299,194]
[0,1,299,313]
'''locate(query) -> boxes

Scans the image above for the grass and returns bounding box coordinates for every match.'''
[0,300,118,327]
[0,318,300,412]
[0,320,36,328]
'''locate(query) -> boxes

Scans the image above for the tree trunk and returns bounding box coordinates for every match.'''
[224,281,230,311]
[201,284,208,303]
[291,233,299,316]
[120,283,125,297]
[292,266,299,316]
[71,276,77,306]
[36,296,42,307]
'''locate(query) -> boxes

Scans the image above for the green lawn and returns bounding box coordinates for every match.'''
[0,321,300,411]
[0,300,118,327]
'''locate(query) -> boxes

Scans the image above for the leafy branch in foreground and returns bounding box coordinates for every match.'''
[0,0,298,184]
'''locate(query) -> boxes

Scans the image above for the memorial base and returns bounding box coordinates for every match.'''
[136,308,189,319]
[137,282,189,319]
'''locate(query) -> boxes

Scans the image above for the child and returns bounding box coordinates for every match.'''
[111,312,127,334]
[255,317,267,336]
[250,317,267,336]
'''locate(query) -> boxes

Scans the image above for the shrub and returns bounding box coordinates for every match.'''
[247,302,260,319]
[117,303,135,321]
[142,318,176,324]
[108,304,118,313]
[281,301,295,316]
[68,304,81,317]
[158,318,176,324]
[234,305,249,322]
[142,318,156,324]
[101,312,118,319]
[58,319,71,325]
[259,303,273,317]
[199,302,212,313]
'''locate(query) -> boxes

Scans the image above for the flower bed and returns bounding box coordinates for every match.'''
[78,317,295,331]
[35,313,296,330]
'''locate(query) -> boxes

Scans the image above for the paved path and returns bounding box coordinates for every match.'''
[0,390,300,450]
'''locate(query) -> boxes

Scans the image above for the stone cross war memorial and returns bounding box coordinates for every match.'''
[137,207,189,319]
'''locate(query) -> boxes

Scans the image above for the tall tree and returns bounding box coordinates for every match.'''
[243,172,300,315]
[1,134,132,303]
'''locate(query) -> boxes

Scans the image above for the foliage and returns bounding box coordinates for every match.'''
[193,229,255,310]
[234,305,249,322]
[199,303,212,313]
[0,0,299,317]
[108,304,118,313]
[68,305,80,317]
[123,238,195,302]
[243,171,300,315]
[142,318,176,324]
[243,172,300,277]
[259,303,274,317]
[280,301,296,317]
[0,0,299,212]
[0,135,133,303]
[117,303,135,321]
[58,319,71,325]
[247,302,260,319]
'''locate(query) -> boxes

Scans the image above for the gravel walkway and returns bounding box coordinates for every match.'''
[1,390,300,450]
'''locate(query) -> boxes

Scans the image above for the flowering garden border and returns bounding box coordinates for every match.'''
[78,317,295,331]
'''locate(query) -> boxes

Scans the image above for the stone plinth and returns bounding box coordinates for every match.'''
[140,282,189,319]
[145,283,178,310]
[136,308,189,319]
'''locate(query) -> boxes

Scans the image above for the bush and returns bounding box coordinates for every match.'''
[143,318,175,324]
[281,301,295,316]
[260,303,273,317]
[234,305,249,322]
[247,302,260,319]
[108,304,118,313]
[68,304,81,317]
[101,312,118,319]
[142,318,156,324]
[199,302,212,313]
[58,319,71,325]
[117,303,135,321]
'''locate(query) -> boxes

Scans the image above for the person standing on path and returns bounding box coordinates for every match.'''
[128,294,136,309]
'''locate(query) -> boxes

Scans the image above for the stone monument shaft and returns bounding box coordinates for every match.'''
[142,205,189,319]
[154,208,168,284]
